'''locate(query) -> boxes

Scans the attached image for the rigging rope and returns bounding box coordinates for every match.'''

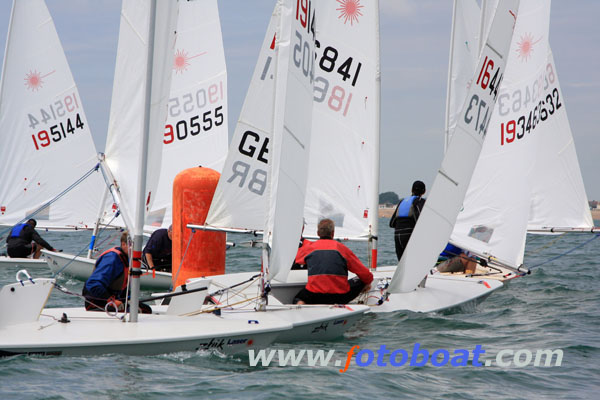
[171,228,196,291]
[526,234,564,256]
[51,212,121,277]
[529,233,600,269]
[0,163,101,244]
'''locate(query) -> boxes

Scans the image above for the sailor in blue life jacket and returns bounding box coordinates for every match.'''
[82,231,151,313]
[6,218,56,259]
[388,180,426,261]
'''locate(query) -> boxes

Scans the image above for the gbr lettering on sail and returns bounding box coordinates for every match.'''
[226,0,316,196]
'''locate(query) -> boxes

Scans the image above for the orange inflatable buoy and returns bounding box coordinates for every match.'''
[172,167,225,289]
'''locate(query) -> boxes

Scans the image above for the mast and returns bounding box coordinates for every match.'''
[444,0,458,153]
[368,0,381,269]
[259,1,283,308]
[0,0,15,109]
[86,185,110,258]
[130,0,158,323]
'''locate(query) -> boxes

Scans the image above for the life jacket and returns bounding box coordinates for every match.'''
[297,240,372,294]
[440,243,463,260]
[9,223,27,238]
[93,247,129,292]
[397,196,417,218]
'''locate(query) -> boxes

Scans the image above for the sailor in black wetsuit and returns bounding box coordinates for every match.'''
[389,180,426,261]
[6,219,55,259]
[142,225,172,272]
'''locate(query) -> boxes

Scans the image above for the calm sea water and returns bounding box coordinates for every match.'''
[1,218,598,400]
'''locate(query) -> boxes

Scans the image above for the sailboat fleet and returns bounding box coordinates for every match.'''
[0,0,595,356]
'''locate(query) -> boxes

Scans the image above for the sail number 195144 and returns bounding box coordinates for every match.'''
[27,92,85,151]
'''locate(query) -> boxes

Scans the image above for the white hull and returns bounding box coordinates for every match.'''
[205,267,502,314]
[1,307,286,357]
[189,273,369,342]
[0,256,48,270]
[366,266,503,313]
[0,278,289,356]
[0,277,368,356]
[219,304,368,343]
[43,250,172,291]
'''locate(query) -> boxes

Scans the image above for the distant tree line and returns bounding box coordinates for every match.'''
[379,192,399,206]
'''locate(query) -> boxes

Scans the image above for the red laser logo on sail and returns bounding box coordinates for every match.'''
[24,69,55,91]
[337,0,363,26]
[516,33,541,62]
[173,49,207,74]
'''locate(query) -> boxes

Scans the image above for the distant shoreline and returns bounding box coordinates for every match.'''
[380,206,600,222]
[378,207,395,218]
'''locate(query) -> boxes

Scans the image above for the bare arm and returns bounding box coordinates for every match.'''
[144,252,155,269]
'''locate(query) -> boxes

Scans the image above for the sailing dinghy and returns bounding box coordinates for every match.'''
[201,0,517,314]
[41,0,230,290]
[438,0,596,283]
[0,0,108,271]
[0,0,294,357]
[185,0,369,341]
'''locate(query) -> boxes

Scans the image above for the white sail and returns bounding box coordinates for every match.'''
[445,0,480,149]
[147,0,228,229]
[450,0,551,267]
[390,0,520,293]
[526,50,593,230]
[264,0,316,281]
[104,0,179,232]
[0,0,104,230]
[205,5,282,231]
[303,0,379,241]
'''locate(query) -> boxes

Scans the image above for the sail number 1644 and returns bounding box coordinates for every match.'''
[463,56,503,137]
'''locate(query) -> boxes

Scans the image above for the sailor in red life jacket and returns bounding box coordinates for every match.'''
[82,231,151,313]
[293,219,373,305]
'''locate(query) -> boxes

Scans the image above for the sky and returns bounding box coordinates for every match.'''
[0,0,598,199]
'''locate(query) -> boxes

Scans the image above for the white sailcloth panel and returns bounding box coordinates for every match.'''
[450,0,550,267]
[303,0,378,240]
[104,0,178,232]
[0,0,103,230]
[480,0,499,54]
[527,49,593,230]
[265,0,316,282]
[205,5,282,230]
[446,0,480,147]
[147,0,228,229]
[389,0,519,293]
